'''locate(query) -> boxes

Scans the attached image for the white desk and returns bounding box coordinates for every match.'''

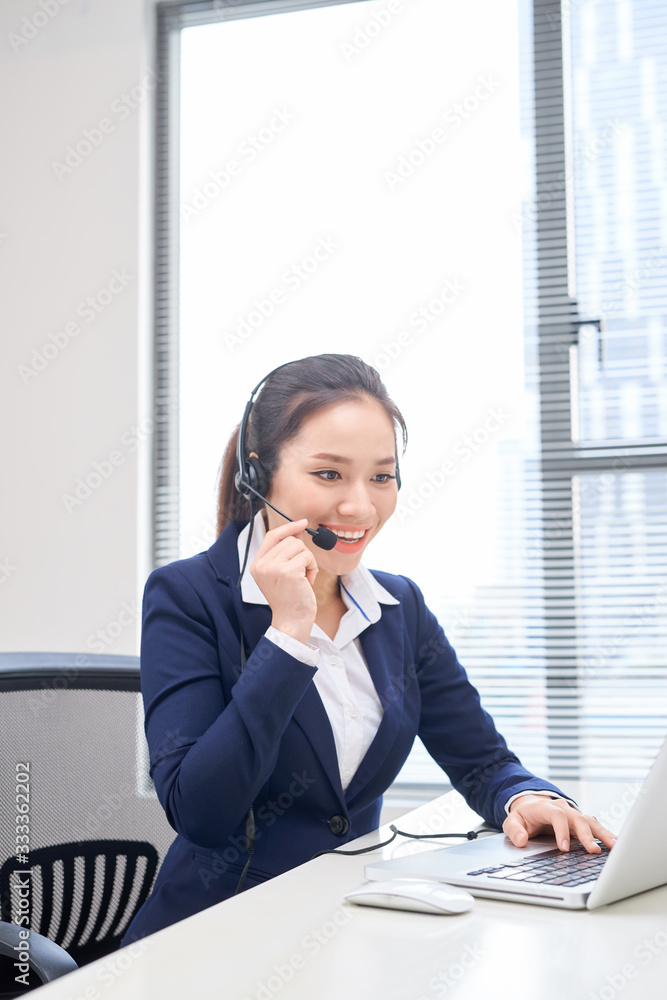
[36,781,667,1000]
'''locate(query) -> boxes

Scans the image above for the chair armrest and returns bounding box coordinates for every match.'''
[0,922,78,983]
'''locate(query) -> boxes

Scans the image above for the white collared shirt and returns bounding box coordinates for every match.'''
[238,512,399,792]
[237,512,579,813]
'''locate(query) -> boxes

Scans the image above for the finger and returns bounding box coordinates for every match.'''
[284,546,319,578]
[551,810,573,852]
[571,814,617,853]
[554,808,619,854]
[258,518,310,553]
[591,819,617,850]
[253,534,312,576]
[566,814,600,853]
[256,532,319,578]
[504,797,572,849]
[502,813,530,848]
[259,534,310,564]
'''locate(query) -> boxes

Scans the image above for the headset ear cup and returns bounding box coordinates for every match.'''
[247,456,270,497]
[396,462,402,491]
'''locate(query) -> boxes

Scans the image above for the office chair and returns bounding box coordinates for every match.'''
[0,653,176,992]
[0,922,77,997]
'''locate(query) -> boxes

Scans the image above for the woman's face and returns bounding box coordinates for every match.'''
[263,396,399,576]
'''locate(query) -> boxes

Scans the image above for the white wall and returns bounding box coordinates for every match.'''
[0,0,156,654]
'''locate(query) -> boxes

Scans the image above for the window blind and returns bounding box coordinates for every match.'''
[397,0,667,787]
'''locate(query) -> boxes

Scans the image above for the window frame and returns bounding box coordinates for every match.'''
[152,0,667,784]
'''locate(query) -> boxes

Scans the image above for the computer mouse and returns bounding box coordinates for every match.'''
[344,879,474,915]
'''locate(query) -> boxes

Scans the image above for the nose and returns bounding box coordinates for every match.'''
[335,478,375,520]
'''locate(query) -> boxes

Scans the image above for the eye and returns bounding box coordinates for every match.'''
[313,470,341,481]
[372,473,397,484]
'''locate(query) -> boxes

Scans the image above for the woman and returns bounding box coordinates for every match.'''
[122,354,615,943]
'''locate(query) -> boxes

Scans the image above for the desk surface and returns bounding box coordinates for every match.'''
[36,781,667,1000]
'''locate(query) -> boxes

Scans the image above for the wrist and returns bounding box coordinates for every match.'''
[271,619,313,646]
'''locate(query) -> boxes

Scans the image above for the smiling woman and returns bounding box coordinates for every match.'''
[121,353,614,946]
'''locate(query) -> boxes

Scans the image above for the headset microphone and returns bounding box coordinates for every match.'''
[235,474,338,551]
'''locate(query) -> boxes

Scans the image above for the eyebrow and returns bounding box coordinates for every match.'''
[309,452,396,465]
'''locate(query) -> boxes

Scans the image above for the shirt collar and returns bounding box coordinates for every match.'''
[237,510,399,622]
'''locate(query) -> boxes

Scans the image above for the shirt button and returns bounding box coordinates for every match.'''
[329,655,338,666]
[348,707,359,719]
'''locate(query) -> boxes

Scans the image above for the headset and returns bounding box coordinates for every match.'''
[234,360,402,528]
[235,364,338,550]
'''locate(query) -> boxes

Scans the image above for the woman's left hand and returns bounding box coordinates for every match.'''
[502,794,617,853]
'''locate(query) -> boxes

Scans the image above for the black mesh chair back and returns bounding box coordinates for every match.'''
[0,840,158,966]
[0,653,175,982]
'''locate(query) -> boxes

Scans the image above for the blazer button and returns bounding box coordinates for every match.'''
[328,814,350,837]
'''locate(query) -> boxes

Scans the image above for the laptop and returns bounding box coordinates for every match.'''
[365,736,667,909]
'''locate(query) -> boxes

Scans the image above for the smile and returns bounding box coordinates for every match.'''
[320,526,372,549]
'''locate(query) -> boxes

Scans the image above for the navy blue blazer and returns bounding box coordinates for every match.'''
[122,519,569,943]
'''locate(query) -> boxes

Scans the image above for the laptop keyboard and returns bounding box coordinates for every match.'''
[466,841,611,887]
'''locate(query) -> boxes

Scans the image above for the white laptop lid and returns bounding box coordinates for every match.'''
[365,736,667,909]
[586,735,667,908]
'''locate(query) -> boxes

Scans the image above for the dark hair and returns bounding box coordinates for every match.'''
[216,353,408,535]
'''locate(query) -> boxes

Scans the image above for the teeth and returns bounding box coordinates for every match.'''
[332,529,366,540]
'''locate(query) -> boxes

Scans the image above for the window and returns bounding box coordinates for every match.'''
[525,0,667,778]
[153,0,667,786]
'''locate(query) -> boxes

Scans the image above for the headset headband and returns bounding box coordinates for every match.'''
[234,358,402,499]
[235,361,296,499]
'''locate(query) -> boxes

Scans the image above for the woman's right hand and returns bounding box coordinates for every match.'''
[249,519,318,645]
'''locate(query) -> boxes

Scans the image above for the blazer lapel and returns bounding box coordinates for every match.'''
[207,524,410,810]
[206,522,346,806]
[290,688,345,805]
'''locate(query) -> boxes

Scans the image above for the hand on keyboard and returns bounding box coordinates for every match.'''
[502,794,617,854]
